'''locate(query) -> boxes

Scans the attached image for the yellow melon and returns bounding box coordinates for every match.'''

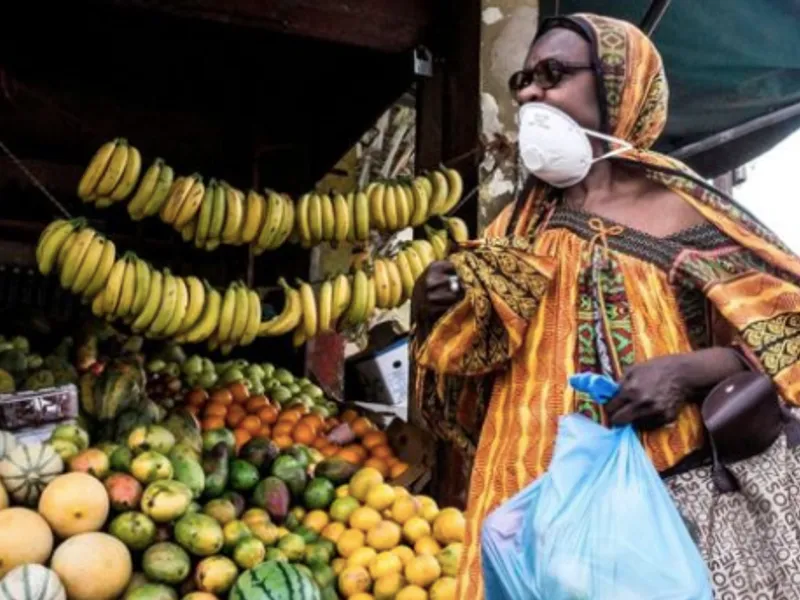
[0,480,7,509]
[51,532,132,600]
[0,507,54,577]
[38,472,109,538]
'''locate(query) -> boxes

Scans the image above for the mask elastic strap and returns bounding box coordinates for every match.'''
[585,130,634,164]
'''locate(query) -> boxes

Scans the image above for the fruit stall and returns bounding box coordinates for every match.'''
[0,1,473,599]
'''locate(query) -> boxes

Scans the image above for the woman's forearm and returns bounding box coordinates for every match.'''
[678,346,748,393]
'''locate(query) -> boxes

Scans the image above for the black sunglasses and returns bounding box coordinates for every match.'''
[508,58,593,92]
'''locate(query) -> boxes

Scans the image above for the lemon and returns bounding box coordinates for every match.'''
[322,522,347,543]
[241,507,270,528]
[405,554,441,588]
[366,483,397,512]
[338,566,372,597]
[436,543,463,577]
[291,506,307,522]
[369,551,404,579]
[332,557,348,575]
[367,520,403,551]
[393,485,411,499]
[276,526,291,539]
[402,517,432,545]
[337,528,366,558]
[416,496,440,523]
[430,576,457,600]
[350,506,383,532]
[374,572,406,600]
[303,509,330,533]
[396,585,429,600]
[348,546,378,569]
[432,509,466,545]
[391,544,416,567]
[350,467,385,502]
[331,496,362,524]
[414,536,442,556]
[336,484,350,498]
[391,496,421,525]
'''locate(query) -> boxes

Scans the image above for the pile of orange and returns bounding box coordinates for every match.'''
[337,409,410,480]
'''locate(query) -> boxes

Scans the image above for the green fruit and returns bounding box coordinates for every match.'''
[329,496,361,523]
[261,363,276,379]
[128,425,176,455]
[238,437,279,473]
[273,369,294,385]
[143,542,192,584]
[109,511,157,551]
[233,537,266,570]
[50,423,89,451]
[146,359,167,373]
[186,501,202,514]
[244,365,265,382]
[122,572,151,597]
[277,533,306,561]
[223,520,253,553]
[303,477,336,510]
[287,383,301,395]
[303,384,324,400]
[204,498,237,525]
[197,371,218,389]
[174,513,224,556]
[271,387,292,404]
[251,477,290,522]
[264,379,281,393]
[321,585,339,600]
[293,525,319,545]
[49,439,79,462]
[125,583,178,600]
[110,446,134,472]
[304,543,332,568]
[285,446,310,469]
[183,355,204,377]
[170,454,205,499]
[271,456,307,499]
[194,555,238,595]
[220,368,245,385]
[96,441,120,457]
[229,561,320,600]
[310,406,330,419]
[324,401,339,417]
[202,357,215,373]
[10,336,29,353]
[131,451,173,483]
[201,428,236,454]
[314,458,358,486]
[141,480,193,522]
[265,548,288,562]
[26,353,43,370]
[229,459,260,491]
[163,362,181,378]
[310,563,336,589]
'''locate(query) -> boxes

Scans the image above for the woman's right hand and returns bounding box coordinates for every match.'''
[411,260,465,338]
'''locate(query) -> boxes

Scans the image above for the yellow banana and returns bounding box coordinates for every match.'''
[240,289,262,346]
[130,258,152,317]
[426,225,450,260]
[94,139,129,197]
[148,270,178,336]
[404,246,426,280]
[346,193,356,243]
[216,283,238,342]
[354,191,370,242]
[373,258,391,309]
[295,193,312,247]
[161,175,195,225]
[320,194,335,242]
[428,170,450,216]
[70,233,105,295]
[194,180,215,249]
[229,283,250,343]
[330,272,352,323]
[394,250,416,302]
[56,229,79,271]
[184,282,221,343]
[364,273,376,321]
[254,191,284,254]
[241,189,266,244]
[143,163,174,217]
[180,220,197,243]
[439,167,464,215]
[317,278,333,333]
[308,193,323,244]
[383,184,399,231]
[110,144,141,201]
[292,326,307,348]
[91,290,106,318]
[130,270,163,332]
[268,193,295,250]
[174,177,206,229]
[343,269,369,325]
[101,257,128,316]
[178,275,205,334]
[385,258,404,308]
[60,226,96,290]
[221,184,244,245]
[297,278,318,339]
[411,239,437,267]
[394,184,412,229]
[115,255,138,318]
[332,193,350,243]
[206,183,227,249]
[35,219,67,266]
[410,177,431,226]
[127,159,162,220]
[445,216,470,243]
[258,278,302,336]
[162,276,189,337]
[36,220,76,275]
[418,175,433,198]
[83,238,116,300]
[369,184,387,231]
[77,139,118,199]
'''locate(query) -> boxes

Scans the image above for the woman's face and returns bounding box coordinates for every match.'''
[517,27,601,132]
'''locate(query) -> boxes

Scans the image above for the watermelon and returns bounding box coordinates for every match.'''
[0,564,66,600]
[229,561,321,600]
[0,430,17,459]
[0,443,64,506]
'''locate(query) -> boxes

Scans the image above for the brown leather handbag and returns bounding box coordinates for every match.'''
[701,371,800,492]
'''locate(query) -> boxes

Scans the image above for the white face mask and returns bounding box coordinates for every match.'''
[517,103,633,188]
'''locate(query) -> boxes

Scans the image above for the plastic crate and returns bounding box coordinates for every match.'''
[0,384,79,430]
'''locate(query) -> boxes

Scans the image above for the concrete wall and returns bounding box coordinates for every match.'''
[478,1,539,232]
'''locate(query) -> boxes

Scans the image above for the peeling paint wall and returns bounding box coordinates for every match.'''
[479,1,539,232]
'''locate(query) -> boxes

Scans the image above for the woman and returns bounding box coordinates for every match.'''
[412,13,800,599]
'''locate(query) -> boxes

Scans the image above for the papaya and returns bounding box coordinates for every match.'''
[174,513,224,556]
[251,476,290,523]
[141,480,193,523]
[170,454,205,499]
[131,451,174,484]
[313,457,359,485]
[202,429,235,454]
[238,437,279,473]
[201,442,229,498]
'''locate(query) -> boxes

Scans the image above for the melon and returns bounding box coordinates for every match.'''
[229,560,321,600]
[0,564,66,600]
[0,481,7,509]
[0,507,54,577]
[0,431,16,459]
[38,472,109,538]
[0,442,64,506]
[51,532,132,600]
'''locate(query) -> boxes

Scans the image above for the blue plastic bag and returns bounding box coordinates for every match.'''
[481,373,713,600]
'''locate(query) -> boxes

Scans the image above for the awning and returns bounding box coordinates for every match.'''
[539,0,800,177]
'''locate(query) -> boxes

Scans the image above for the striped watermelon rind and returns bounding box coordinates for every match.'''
[229,561,321,600]
[0,443,64,506]
[0,564,67,600]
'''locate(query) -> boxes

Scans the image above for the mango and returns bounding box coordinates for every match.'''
[238,437,279,473]
[131,451,173,484]
[314,457,359,485]
[170,454,205,499]
[174,513,224,556]
[69,448,110,478]
[105,472,144,511]
[251,476,290,523]
[143,542,191,585]
[109,511,157,551]
[194,555,238,595]
[128,425,176,455]
[141,480,193,523]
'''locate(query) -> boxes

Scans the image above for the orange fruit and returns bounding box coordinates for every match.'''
[371,445,393,460]
[277,410,302,426]
[273,434,294,450]
[293,423,316,445]
[226,405,247,428]
[338,447,365,466]
[344,444,369,462]
[364,458,390,478]
[390,462,409,479]
[202,417,225,431]
[204,403,228,418]
[229,382,250,404]
[351,417,376,438]
[312,436,330,451]
[342,409,359,424]
[241,415,262,435]
[362,431,388,450]
[258,405,279,425]
[234,428,252,451]
[246,395,269,413]
[325,418,340,432]
[273,422,295,438]
[258,424,272,438]
[321,445,340,458]
[185,388,209,407]
[385,456,400,468]
[210,388,234,406]
[299,415,323,434]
